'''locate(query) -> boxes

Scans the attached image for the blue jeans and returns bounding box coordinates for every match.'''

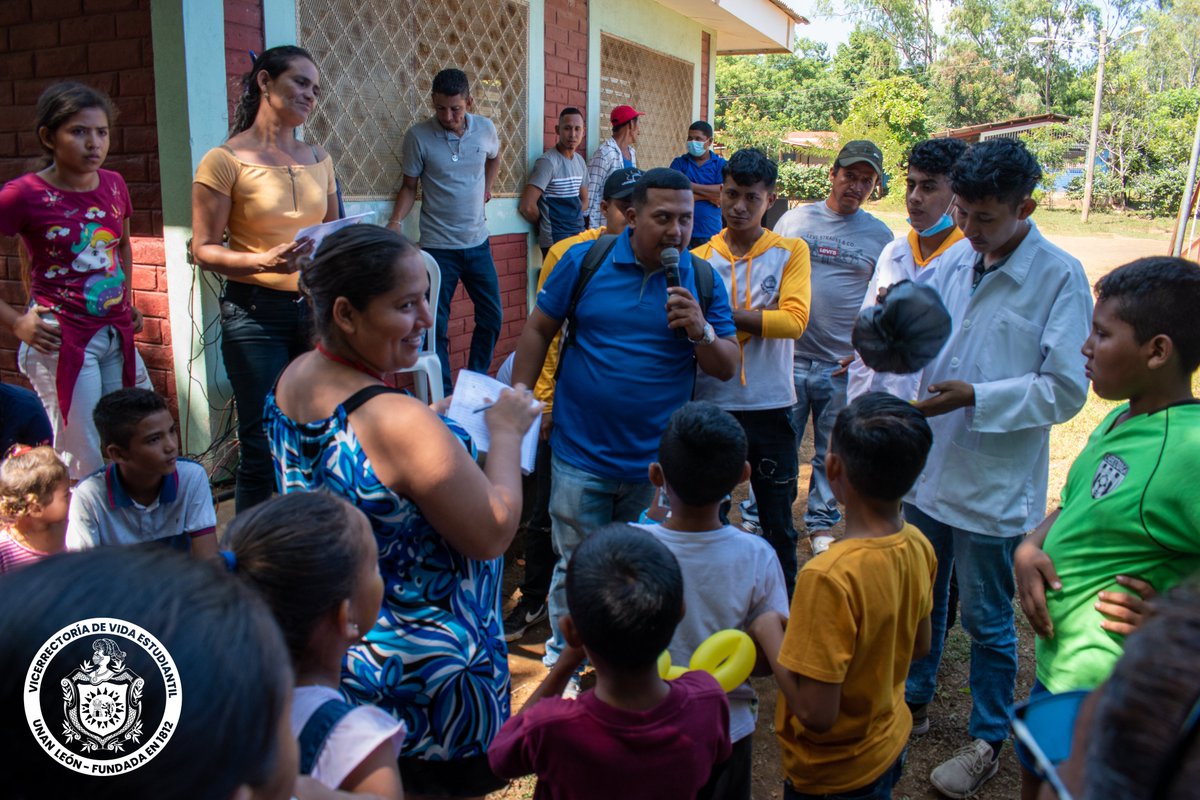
[791,358,846,533]
[732,407,800,595]
[904,503,1022,744]
[785,749,906,800]
[543,454,654,666]
[425,242,503,394]
[220,284,312,511]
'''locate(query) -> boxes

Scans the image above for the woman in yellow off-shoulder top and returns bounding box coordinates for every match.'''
[191,45,338,511]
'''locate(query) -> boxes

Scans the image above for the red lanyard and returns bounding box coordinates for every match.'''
[315,342,385,382]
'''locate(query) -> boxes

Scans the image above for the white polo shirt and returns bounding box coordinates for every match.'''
[66,458,217,552]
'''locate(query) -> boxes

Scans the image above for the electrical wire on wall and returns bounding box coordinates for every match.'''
[181,238,238,492]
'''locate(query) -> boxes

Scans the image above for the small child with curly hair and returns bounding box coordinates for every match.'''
[0,444,69,573]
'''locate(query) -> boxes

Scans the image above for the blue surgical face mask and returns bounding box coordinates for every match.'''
[908,198,957,237]
[687,140,707,158]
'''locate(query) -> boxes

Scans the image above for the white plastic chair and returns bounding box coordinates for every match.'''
[397,250,444,404]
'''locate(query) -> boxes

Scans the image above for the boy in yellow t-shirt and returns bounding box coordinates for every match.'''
[753,392,937,799]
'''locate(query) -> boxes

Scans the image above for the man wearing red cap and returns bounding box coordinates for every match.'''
[584,105,642,228]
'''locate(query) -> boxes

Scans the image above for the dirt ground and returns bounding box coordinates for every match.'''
[490,231,1169,800]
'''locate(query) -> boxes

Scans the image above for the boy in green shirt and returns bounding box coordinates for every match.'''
[1015,256,1200,799]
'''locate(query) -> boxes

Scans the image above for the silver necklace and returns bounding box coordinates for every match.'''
[445,131,462,162]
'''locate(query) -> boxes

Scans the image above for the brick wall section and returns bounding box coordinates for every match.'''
[543,0,588,151]
[700,32,711,123]
[0,0,176,410]
[442,234,528,380]
[224,0,264,121]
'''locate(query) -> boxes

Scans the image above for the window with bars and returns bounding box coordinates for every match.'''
[599,35,694,171]
[298,0,529,200]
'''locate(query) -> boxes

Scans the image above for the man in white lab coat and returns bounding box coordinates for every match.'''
[847,137,975,402]
[902,138,1093,799]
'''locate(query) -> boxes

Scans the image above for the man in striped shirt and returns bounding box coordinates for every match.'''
[520,107,589,258]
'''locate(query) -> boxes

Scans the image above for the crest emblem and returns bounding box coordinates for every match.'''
[759,274,778,297]
[1091,453,1128,499]
[60,638,144,753]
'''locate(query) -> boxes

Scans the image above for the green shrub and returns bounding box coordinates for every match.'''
[776,161,832,200]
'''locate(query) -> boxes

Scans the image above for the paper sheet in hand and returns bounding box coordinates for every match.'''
[446,370,539,474]
[295,213,372,251]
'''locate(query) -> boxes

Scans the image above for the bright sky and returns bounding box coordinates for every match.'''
[787,0,856,52]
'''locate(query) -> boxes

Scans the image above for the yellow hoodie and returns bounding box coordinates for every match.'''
[693,229,811,410]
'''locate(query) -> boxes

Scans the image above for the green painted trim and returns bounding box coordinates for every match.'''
[262,0,298,47]
[151,0,231,457]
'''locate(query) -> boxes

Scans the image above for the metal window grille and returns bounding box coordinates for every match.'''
[599,34,694,171]
[298,0,530,200]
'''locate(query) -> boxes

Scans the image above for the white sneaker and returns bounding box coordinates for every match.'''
[739,499,760,533]
[930,739,999,798]
[811,534,836,555]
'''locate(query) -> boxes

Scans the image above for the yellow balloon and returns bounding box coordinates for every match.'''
[657,630,757,693]
[655,650,689,680]
[689,629,757,693]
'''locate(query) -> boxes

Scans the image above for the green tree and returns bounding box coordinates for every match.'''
[926,42,1018,127]
[836,75,930,184]
[832,26,902,87]
[715,38,854,145]
[820,0,944,72]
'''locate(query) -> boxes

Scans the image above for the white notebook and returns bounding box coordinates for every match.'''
[445,370,539,474]
[295,213,372,252]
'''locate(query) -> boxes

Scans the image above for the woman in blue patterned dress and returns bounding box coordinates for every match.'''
[264,225,539,799]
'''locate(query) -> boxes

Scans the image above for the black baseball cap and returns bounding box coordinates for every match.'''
[603,167,643,201]
[836,140,885,180]
[852,280,952,374]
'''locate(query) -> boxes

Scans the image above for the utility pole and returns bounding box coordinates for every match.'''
[1081,29,1106,224]
[1172,103,1200,257]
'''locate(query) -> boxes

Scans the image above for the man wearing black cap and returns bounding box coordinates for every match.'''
[584,105,642,228]
[501,166,642,644]
[775,140,894,555]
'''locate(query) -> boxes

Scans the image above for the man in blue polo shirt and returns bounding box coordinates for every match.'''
[670,121,726,250]
[512,168,739,670]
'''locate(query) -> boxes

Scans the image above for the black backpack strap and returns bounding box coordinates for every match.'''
[298,698,355,776]
[341,384,406,415]
[690,255,715,317]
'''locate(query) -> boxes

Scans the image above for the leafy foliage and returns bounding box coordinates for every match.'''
[715,0,1198,219]
[776,162,834,199]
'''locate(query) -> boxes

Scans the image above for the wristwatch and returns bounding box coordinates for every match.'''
[689,323,716,346]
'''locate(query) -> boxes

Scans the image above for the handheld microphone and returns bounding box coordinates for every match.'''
[661,248,685,338]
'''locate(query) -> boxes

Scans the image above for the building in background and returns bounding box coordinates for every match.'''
[0,0,803,459]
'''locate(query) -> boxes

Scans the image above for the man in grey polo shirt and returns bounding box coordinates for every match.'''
[388,68,503,394]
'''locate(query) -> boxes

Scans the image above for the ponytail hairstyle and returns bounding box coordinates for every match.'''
[298,223,421,343]
[33,81,117,169]
[225,492,374,665]
[229,45,315,137]
[0,445,68,522]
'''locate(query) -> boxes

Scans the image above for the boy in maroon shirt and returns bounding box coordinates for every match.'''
[488,523,731,799]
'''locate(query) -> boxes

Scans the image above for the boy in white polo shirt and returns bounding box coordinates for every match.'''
[66,388,216,556]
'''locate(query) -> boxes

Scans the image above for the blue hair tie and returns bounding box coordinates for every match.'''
[220,550,237,573]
